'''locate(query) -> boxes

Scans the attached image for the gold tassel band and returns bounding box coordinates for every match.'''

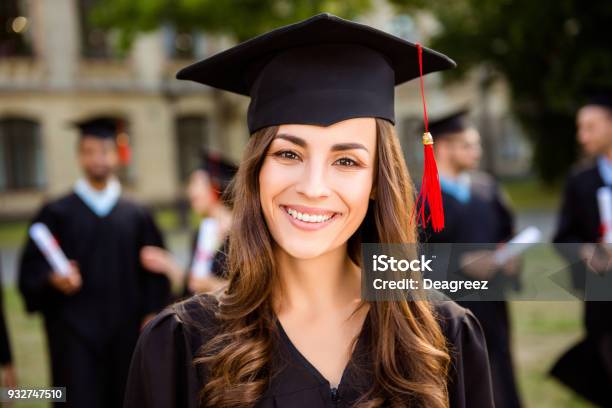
[422,132,434,145]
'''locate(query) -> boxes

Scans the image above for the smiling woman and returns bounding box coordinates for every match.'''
[260,118,376,259]
[124,13,494,408]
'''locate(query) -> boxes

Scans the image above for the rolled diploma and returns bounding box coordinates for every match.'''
[494,226,542,265]
[29,222,70,276]
[191,218,219,278]
[597,187,612,243]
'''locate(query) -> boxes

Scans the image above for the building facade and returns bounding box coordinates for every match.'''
[0,0,530,219]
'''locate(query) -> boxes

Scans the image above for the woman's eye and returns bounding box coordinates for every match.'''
[274,150,300,160]
[334,157,358,167]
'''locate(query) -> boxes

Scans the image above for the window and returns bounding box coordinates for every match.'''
[0,118,45,191]
[162,25,200,60]
[175,116,210,182]
[78,0,115,59]
[0,0,32,57]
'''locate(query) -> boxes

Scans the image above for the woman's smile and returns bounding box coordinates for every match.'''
[280,204,342,231]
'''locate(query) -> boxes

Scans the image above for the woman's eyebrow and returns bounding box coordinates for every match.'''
[331,142,369,153]
[274,134,369,153]
[274,134,306,147]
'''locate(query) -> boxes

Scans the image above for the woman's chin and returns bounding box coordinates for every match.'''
[277,239,334,260]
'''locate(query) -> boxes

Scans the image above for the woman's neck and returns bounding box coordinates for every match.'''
[273,244,362,315]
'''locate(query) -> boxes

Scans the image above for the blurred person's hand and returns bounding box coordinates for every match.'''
[1,363,17,389]
[460,250,498,280]
[580,243,612,275]
[48,261,82,295]
[140,246,183,288]
[140,246,175,274]
[500,255,522,277]
[600,243,612,263]
[188,275,226,294]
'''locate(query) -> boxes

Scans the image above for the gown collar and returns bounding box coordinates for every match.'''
[597,155,612,186]
[272,309,373,405]
[74,177,121,217]
[440,172,471,203]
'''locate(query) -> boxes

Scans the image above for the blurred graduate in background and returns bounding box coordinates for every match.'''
[140,150,236,298]
[18,118,170,408]
[421,109,522,408]
[0,260,16,390]
[551,88,612,407]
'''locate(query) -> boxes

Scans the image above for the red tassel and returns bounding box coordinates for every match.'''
[117,133,131,166]
[415,43,444,232]
[416,134,444,232]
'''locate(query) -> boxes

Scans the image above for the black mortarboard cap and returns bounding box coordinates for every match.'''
[583,86,612,110]
[199,150,238,194]
[74,117,118,140]
[176,13,456,134]
[428,109,472,138]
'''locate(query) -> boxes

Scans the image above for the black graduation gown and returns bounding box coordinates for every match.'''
[124,294,494,408]
[0,265,12,365]
[18,192,171,408]
[421,172,522,408]
[551,162,612,406]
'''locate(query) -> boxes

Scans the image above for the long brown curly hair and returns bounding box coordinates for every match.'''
[191,118,450,407]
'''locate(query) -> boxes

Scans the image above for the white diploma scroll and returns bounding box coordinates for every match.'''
[597,187,612,243]
[29,222,70,276]
[494,226,542,265]
[191,218,220,278]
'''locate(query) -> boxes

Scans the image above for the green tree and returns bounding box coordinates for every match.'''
[92,0,372,44]
[391,0,612,183]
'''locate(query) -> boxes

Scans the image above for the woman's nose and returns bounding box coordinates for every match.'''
[294,159,331,199]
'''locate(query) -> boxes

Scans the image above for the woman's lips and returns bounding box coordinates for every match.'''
[280,205,340,231]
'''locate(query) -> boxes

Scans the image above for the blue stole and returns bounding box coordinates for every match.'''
[439,173,471,204]
[74,178,121,217]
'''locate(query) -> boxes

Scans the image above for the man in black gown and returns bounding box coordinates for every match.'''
[551,91,612,406]
[421,110,522,408]
[18,118,170,408]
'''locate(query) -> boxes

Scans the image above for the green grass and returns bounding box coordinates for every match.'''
[501,178,562,211]
[4,285,48,408]
[155,208,201,231]
[154,208,182,231]
[511,301,596,408]
[0,221,27,248]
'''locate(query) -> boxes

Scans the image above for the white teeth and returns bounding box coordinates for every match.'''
[284,207,334,223]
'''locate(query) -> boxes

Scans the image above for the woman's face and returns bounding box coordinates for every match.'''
[259,117,377,259]
[188,170,215,215]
